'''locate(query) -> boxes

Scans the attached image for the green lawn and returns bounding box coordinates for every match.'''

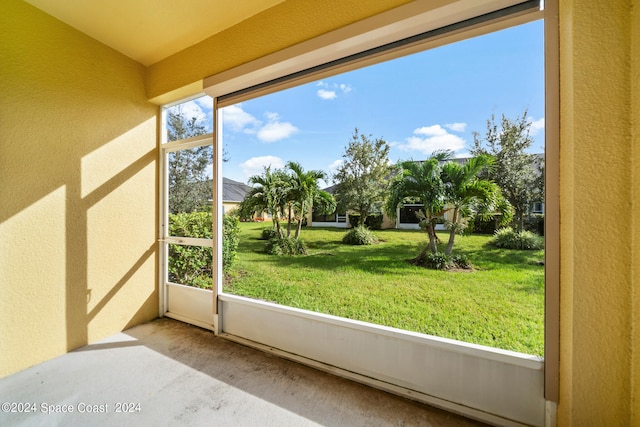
[224,222,545,356]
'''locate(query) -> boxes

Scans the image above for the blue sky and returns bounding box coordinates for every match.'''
[177,19,544,186]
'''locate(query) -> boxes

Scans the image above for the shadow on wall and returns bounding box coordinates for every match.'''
[0,0,159,375]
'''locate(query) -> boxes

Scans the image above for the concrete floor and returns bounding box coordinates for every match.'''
[0,318,487,426]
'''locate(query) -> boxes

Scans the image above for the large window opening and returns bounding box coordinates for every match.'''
[215,19,545,357]
[166,1,558,423]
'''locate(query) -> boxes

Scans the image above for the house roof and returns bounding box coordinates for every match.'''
[223,177,251,203]
[322,184,338,194]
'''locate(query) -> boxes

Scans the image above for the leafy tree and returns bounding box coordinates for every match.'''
[238,166,290,238]
[386,150,453,262]
[471,111,540,231]
[167,107,212,213]
[440,155,512,255]
[286,161,335,239]
[240,163,335,243]
[333,129,395,225]
[167,106,208,142]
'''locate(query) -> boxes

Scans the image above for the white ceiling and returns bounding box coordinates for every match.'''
[26,0,284,66]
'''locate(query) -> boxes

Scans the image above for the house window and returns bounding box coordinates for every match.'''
[312,210,337,223]
[533,202,544,214]
[399,204,423,224]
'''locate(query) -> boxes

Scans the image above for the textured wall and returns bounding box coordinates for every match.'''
[632,0,640,422]
[146,0,414,102]
[0,1,158,376]
[558,0,635,423]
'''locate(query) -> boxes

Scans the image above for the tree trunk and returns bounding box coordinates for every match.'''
[274,217,283,238]
[515,213,524,233]
[444,208,458,255]
[428,223,438,254]
[286,204,292,237]
[411,244,431,265]
[411,223,438,265]
[295,219,303,239]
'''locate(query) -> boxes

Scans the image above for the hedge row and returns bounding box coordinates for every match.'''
[168,212,239,289]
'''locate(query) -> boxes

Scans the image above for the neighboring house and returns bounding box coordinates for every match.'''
[309,184,349,228]
[224,177,273,221]
[222,177,251,215]
[309,154,544,230]
[529,153,545,215]
[309,180,452,230]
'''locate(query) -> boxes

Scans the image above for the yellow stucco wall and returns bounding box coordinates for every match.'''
[558,0,636,423]
[631,0,639,422]
[0,1,158,377]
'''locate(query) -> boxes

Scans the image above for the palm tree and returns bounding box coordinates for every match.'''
[286,161,336,239]
[440,155,513,255]
[385,150,453,263]
[239,167,290,238]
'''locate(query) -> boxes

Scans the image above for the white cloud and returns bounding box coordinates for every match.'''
[174,100,206,122]
[317,89,337,100]
[328,159,343,174]
[339,84,352,94]
[194,96,213,111]
[265,111,280,121]
[529,117,545,135]
[257,122,298,142]
[398,124,466,154]
[445,122,467,132]
[255,112,298,142]
[240,156,285,177]
[414,124,448,137]
[221,105,298,142]
[316,82,351,99]
[222,104,259,132]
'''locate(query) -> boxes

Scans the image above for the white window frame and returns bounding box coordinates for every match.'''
[158,125,217,330]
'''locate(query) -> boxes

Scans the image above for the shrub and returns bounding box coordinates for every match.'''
[167,212,241,288]
[169,211,212,239]
[223,215,240,273]
[523,214,545,236]
[450,254,470,269]
[265,236,308,255]
[425,253,452,270]
[348,214,362,228]
[470,217,498,235]
[260,227,277,240]
[492,227,543,250]
[348,214,383,230]
[365,214,383,230]
[424,253,471,270]
[342,224,378,245]
[168,212,213,288]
